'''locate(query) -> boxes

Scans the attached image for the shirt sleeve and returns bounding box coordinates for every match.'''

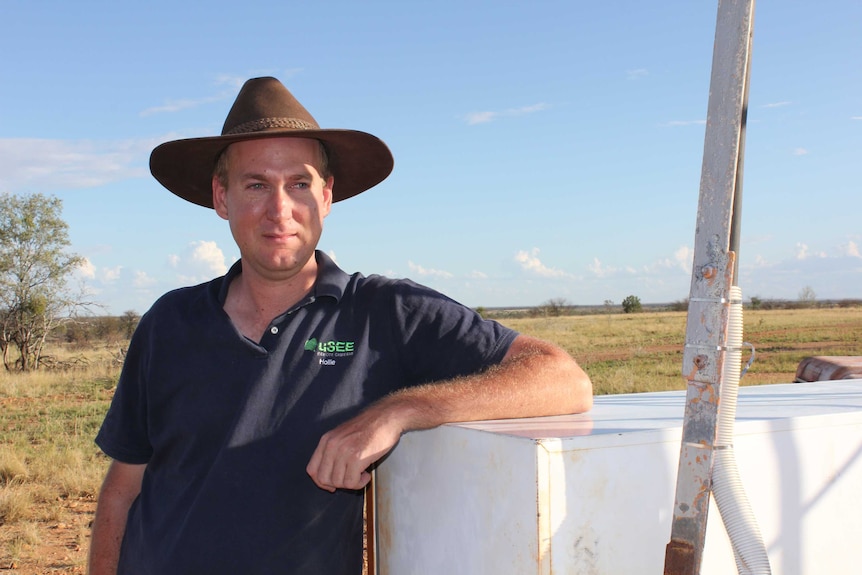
[385,279,519,384]
[95,312,153,464]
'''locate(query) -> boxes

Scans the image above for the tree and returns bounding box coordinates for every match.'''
[537,297,568,317]
[621,294,642,314]
[121,310,141,339]
[0,193,86,371]
[798,286,817,307]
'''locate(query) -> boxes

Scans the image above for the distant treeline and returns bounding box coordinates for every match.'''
[478,298,862,320]
[55,298,862,337]
[56,311,141,346]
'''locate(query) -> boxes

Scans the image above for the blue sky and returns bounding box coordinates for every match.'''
[1,0,860,315]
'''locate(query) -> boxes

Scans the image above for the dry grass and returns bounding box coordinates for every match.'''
[0,344,119,572]
[0,307,860,571]
[500,306,862,394]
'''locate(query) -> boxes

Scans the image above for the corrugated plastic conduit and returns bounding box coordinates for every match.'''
[713,285,772,574]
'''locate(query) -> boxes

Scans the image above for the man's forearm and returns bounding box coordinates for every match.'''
[378,334,592,431]
[306,335,592,491]
[88,461,145,575]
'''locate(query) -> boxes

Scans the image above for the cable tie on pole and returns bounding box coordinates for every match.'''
[684,343,745,352]
[689,297,728,304]
[688,296,744,305]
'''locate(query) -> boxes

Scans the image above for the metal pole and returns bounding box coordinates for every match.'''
[664,1,755,573]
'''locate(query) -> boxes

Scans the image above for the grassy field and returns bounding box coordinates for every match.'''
[0,307,860,572]
[0,344,120,573]
[504,306,862,394]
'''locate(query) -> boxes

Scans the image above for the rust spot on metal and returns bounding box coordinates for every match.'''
[692,479,712,509]
[664,539,697,575]
[694,354,709,370]
[701,265,717,280]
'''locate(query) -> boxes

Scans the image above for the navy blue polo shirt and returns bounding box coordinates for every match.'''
[96,251,518,575]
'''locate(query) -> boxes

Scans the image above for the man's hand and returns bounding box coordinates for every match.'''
[306,402,408,492]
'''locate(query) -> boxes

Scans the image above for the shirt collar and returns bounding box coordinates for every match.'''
[313,250,350,301]
[217,250,350,306]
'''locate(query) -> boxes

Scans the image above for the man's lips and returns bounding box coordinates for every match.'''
[263,230,299,242]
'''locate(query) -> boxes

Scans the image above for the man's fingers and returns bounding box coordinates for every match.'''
[306,435,337,492]
[307,428,377,492]
[307,406,403,492]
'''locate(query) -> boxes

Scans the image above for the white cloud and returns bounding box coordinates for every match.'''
[132,270,157,288]
[674,245,694,273]
[465,103,549,125]
[0,138,152,193]
[464,111,497,125]
[141,98,220,116]
[101,266,122,283]
[588,257,617,278]
[468,270,488,279]
[408,260,453,279]
[139,76,244,117]
[793,147,809,156]
[626,68,648,80]
[213,74,248,90]
[514,248,572,279]
[740,247,862,302]
[795,242,826,260]
[77,258,96,280]
[841,240,860,258]
[170,240,228,283]
[190,241,228,275]
[752,254,770,268]
[763,101,792,108]
[643,246,693,276]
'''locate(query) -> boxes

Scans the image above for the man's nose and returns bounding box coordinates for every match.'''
[266,188,294,221]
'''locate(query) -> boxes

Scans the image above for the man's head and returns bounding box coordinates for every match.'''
[212,137,334,282]
[149,77,393,208]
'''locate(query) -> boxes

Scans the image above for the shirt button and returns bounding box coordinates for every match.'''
[270,326,279,335]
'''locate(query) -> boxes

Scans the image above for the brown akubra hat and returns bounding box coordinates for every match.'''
[149,77,394,208]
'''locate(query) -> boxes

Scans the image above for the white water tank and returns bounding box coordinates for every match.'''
[374,380,862,574]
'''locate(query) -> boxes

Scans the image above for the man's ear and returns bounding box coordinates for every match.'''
[321,176,334,217]
[213,176,229,220]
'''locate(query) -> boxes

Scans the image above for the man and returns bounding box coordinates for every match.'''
[89,77,592,574]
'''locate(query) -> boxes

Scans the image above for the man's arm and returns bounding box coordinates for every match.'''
[306,334,592,492]
[88,460,146,575]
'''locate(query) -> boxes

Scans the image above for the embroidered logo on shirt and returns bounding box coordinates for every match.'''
[305,337,355,365]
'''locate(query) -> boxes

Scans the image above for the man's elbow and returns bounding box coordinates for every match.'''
[565,359,593,414]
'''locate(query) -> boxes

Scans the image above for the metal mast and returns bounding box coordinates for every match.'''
[664,1,756,573]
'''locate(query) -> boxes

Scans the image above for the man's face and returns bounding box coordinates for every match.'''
[212,137,333,282]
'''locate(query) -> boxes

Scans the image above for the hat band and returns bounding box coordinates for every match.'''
[224,117,319,135]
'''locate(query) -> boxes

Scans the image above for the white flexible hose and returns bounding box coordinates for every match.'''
[713,286,772,574]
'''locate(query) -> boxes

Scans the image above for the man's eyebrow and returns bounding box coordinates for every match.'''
[238,170,315,181]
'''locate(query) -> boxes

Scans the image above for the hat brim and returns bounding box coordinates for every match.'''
[149,129,394,208]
